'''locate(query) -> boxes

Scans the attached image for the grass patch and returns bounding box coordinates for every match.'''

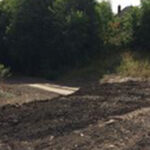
[0,90,15,98]
[117,51,150,78]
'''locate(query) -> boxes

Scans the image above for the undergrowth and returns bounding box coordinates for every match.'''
[61,49,150,81]
[117,51,150,78]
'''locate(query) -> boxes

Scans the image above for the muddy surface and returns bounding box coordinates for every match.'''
[1,80,150,149]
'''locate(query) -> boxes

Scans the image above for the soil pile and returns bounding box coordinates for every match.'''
[0,81,150,149]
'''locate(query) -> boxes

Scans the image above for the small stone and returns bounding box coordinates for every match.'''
[109,144,115,148]
[80,133,84,137]
[49,136,54,141]
[74,144,78,148]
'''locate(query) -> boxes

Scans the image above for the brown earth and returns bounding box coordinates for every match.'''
[0,84,59,106]
[0,77,150,150]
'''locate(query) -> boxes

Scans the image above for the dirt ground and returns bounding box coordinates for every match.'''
[0,84,59,106]
[1,77,150,150]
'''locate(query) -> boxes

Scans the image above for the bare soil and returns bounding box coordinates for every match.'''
[0,78,150,150]
[0,84,59,106]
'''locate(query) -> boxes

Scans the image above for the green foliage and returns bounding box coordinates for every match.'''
[106,7,141,47]
[0,0,113,78]
[95,1,113,43]
[62,49,150,81]
[62,49,122,80]
[1,0,149,80]
[137,0,150,48]
[0,64,11,80]
[117,51,150,78]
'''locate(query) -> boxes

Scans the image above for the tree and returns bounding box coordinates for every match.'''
[105,6,141,48]
[0,1,11,64]
[0,0,114,78]
[95,1,113,44]
[137,0,150,48]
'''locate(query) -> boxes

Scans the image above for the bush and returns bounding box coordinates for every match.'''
[106,6,141,48]
[0,0,114,78]
[117,51,150,78]
[0,64,11,80]
[137,0,150,48]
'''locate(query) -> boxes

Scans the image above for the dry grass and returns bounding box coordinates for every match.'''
[61,49,150,81]
[117,51,150,78]
[0,90,14,98]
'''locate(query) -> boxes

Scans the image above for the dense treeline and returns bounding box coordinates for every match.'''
[0,0,112,78]
[0,0,150,78]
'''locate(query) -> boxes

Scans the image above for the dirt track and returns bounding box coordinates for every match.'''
[1,79,150,149]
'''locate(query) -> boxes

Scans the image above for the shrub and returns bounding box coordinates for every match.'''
[0,0,114,78]
[117,51,150,78]
[106,6,141,48]
[137,0,150,48]
[0,64,11,80]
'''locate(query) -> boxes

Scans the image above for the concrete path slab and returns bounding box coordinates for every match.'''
[27,83,79,96]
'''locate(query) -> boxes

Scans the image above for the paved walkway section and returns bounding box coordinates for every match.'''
[27,83,79,96]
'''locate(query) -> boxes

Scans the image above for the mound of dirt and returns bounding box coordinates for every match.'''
[1,80,150,149]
